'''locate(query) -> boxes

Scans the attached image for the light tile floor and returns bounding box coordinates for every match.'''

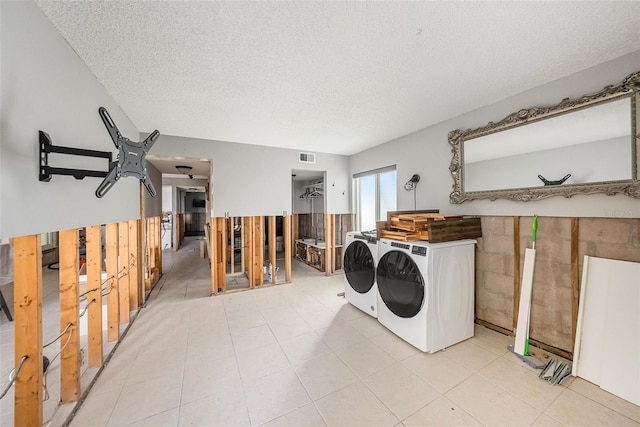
[66,238,639,426]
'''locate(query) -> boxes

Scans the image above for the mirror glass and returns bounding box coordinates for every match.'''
[449,70,639,203]
[463,97,632,192]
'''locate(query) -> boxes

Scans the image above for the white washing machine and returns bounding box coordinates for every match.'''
[376,238,476,353]
[343,231,378,317]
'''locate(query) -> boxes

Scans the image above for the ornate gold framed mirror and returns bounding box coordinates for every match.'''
[449,71,640,203]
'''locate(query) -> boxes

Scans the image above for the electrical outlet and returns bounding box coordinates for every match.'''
[80,348,86,366]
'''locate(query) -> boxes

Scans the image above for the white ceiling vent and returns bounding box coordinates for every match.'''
[299,152,316,164]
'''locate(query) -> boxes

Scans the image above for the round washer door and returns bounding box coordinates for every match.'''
[344,241,375,294]
[376,250,424,318]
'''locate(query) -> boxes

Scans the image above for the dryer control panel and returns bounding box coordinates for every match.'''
[411,246,427,257]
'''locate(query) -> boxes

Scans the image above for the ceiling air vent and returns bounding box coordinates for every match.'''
[299,152,316,164]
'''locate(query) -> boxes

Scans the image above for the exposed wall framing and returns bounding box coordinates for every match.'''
[476,215,640,360]
[8,218,157,423]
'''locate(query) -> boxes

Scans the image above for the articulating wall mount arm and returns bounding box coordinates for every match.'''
[39,107,160,198]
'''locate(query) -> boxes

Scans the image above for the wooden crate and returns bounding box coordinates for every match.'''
[379,229,422,241]
[380,210,482,243]
[389,213,463,232]
[426,217,482,243]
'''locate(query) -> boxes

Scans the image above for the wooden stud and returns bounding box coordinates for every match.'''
[216,218,226,292]
[138,184,146,305]
[292,214,299,248]
[149,217,156,283]
[269,216,276,284]
[284,215,292,282]
[325,214,332,276]
[128,220,139,311]
[13,235,43,427]
[571,217,580,352]
[85,225,103,367]
[256,216,264,285]
[137,218,145,305]
[247,217,254,288]
[513,216,520,331]
[331,214,337,273]
[59,228,80,403]
[207,218,217,295]
[240,217,251,277]
[156,216,162,275]
[118,222,130,324]
[105,223,119,342]
[221,218,227,289]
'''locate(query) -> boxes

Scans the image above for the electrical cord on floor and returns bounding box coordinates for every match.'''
[43,323,74,402]
[0,355,28,400]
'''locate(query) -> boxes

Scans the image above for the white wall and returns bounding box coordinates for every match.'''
[350,50,640,218]
[161,185,172,212]
[0,2,141,238]
[148,135,350,217]
[143,162,163,217]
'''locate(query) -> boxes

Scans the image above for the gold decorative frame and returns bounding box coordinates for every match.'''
[448,71,640,203]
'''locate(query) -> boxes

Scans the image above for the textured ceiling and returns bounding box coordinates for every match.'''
[35,1,640,156]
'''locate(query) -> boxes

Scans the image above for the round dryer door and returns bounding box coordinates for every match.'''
[376,251,424,318]
[344,241,375,294]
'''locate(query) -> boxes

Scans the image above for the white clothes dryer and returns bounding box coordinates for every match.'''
[343,231,378,317]
[376,238,476,353]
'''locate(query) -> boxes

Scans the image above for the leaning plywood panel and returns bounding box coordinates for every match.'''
[573,256,640,405]
[599,259,640,406]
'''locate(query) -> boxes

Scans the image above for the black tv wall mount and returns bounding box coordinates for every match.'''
[39,107,160,198]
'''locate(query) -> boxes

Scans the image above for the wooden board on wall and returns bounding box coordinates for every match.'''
[105,223,119,342]
[128,220,139,311]
[284,215,292,282]
[118,222,130,324]
[13,235,43,427]
[85,225,103,367]
[59,228,80,403]
[269,216,276,284]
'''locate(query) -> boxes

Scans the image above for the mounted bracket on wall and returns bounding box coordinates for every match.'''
[39,107,160,198]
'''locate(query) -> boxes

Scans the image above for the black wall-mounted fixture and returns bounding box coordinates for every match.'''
[39,107,160,198]
[538,174,571,186]
[404,174,420,191]
[404,174,421,210]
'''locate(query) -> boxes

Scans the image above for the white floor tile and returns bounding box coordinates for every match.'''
[243,368,311,425]
[445,374,542,426]
[181,355,241,404]
[478,356,565,411]
[178,384,250,427]
[315,381,399,427]
[334,339,395,379]
[231,324,277,353]
[237,342,290,381]
[440,340,500,372]
[316,321,367,351]
[260,403,327,427]
[279,331,332,365]
[294,352,358,400]
[363,363,440,421]
[107,373,182,426]
[545,389,639,426]
[369,331,421,362]
[403,396,482,426]
[568,377,640,423]
[402,351,473,393]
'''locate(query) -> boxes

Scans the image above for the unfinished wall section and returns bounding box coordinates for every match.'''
[476,215,640,357]
[579,218,640,264]
[523,216,573,351]
[475,217,514,329]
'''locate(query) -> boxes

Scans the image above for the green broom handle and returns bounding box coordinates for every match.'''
[532,214,538,249]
